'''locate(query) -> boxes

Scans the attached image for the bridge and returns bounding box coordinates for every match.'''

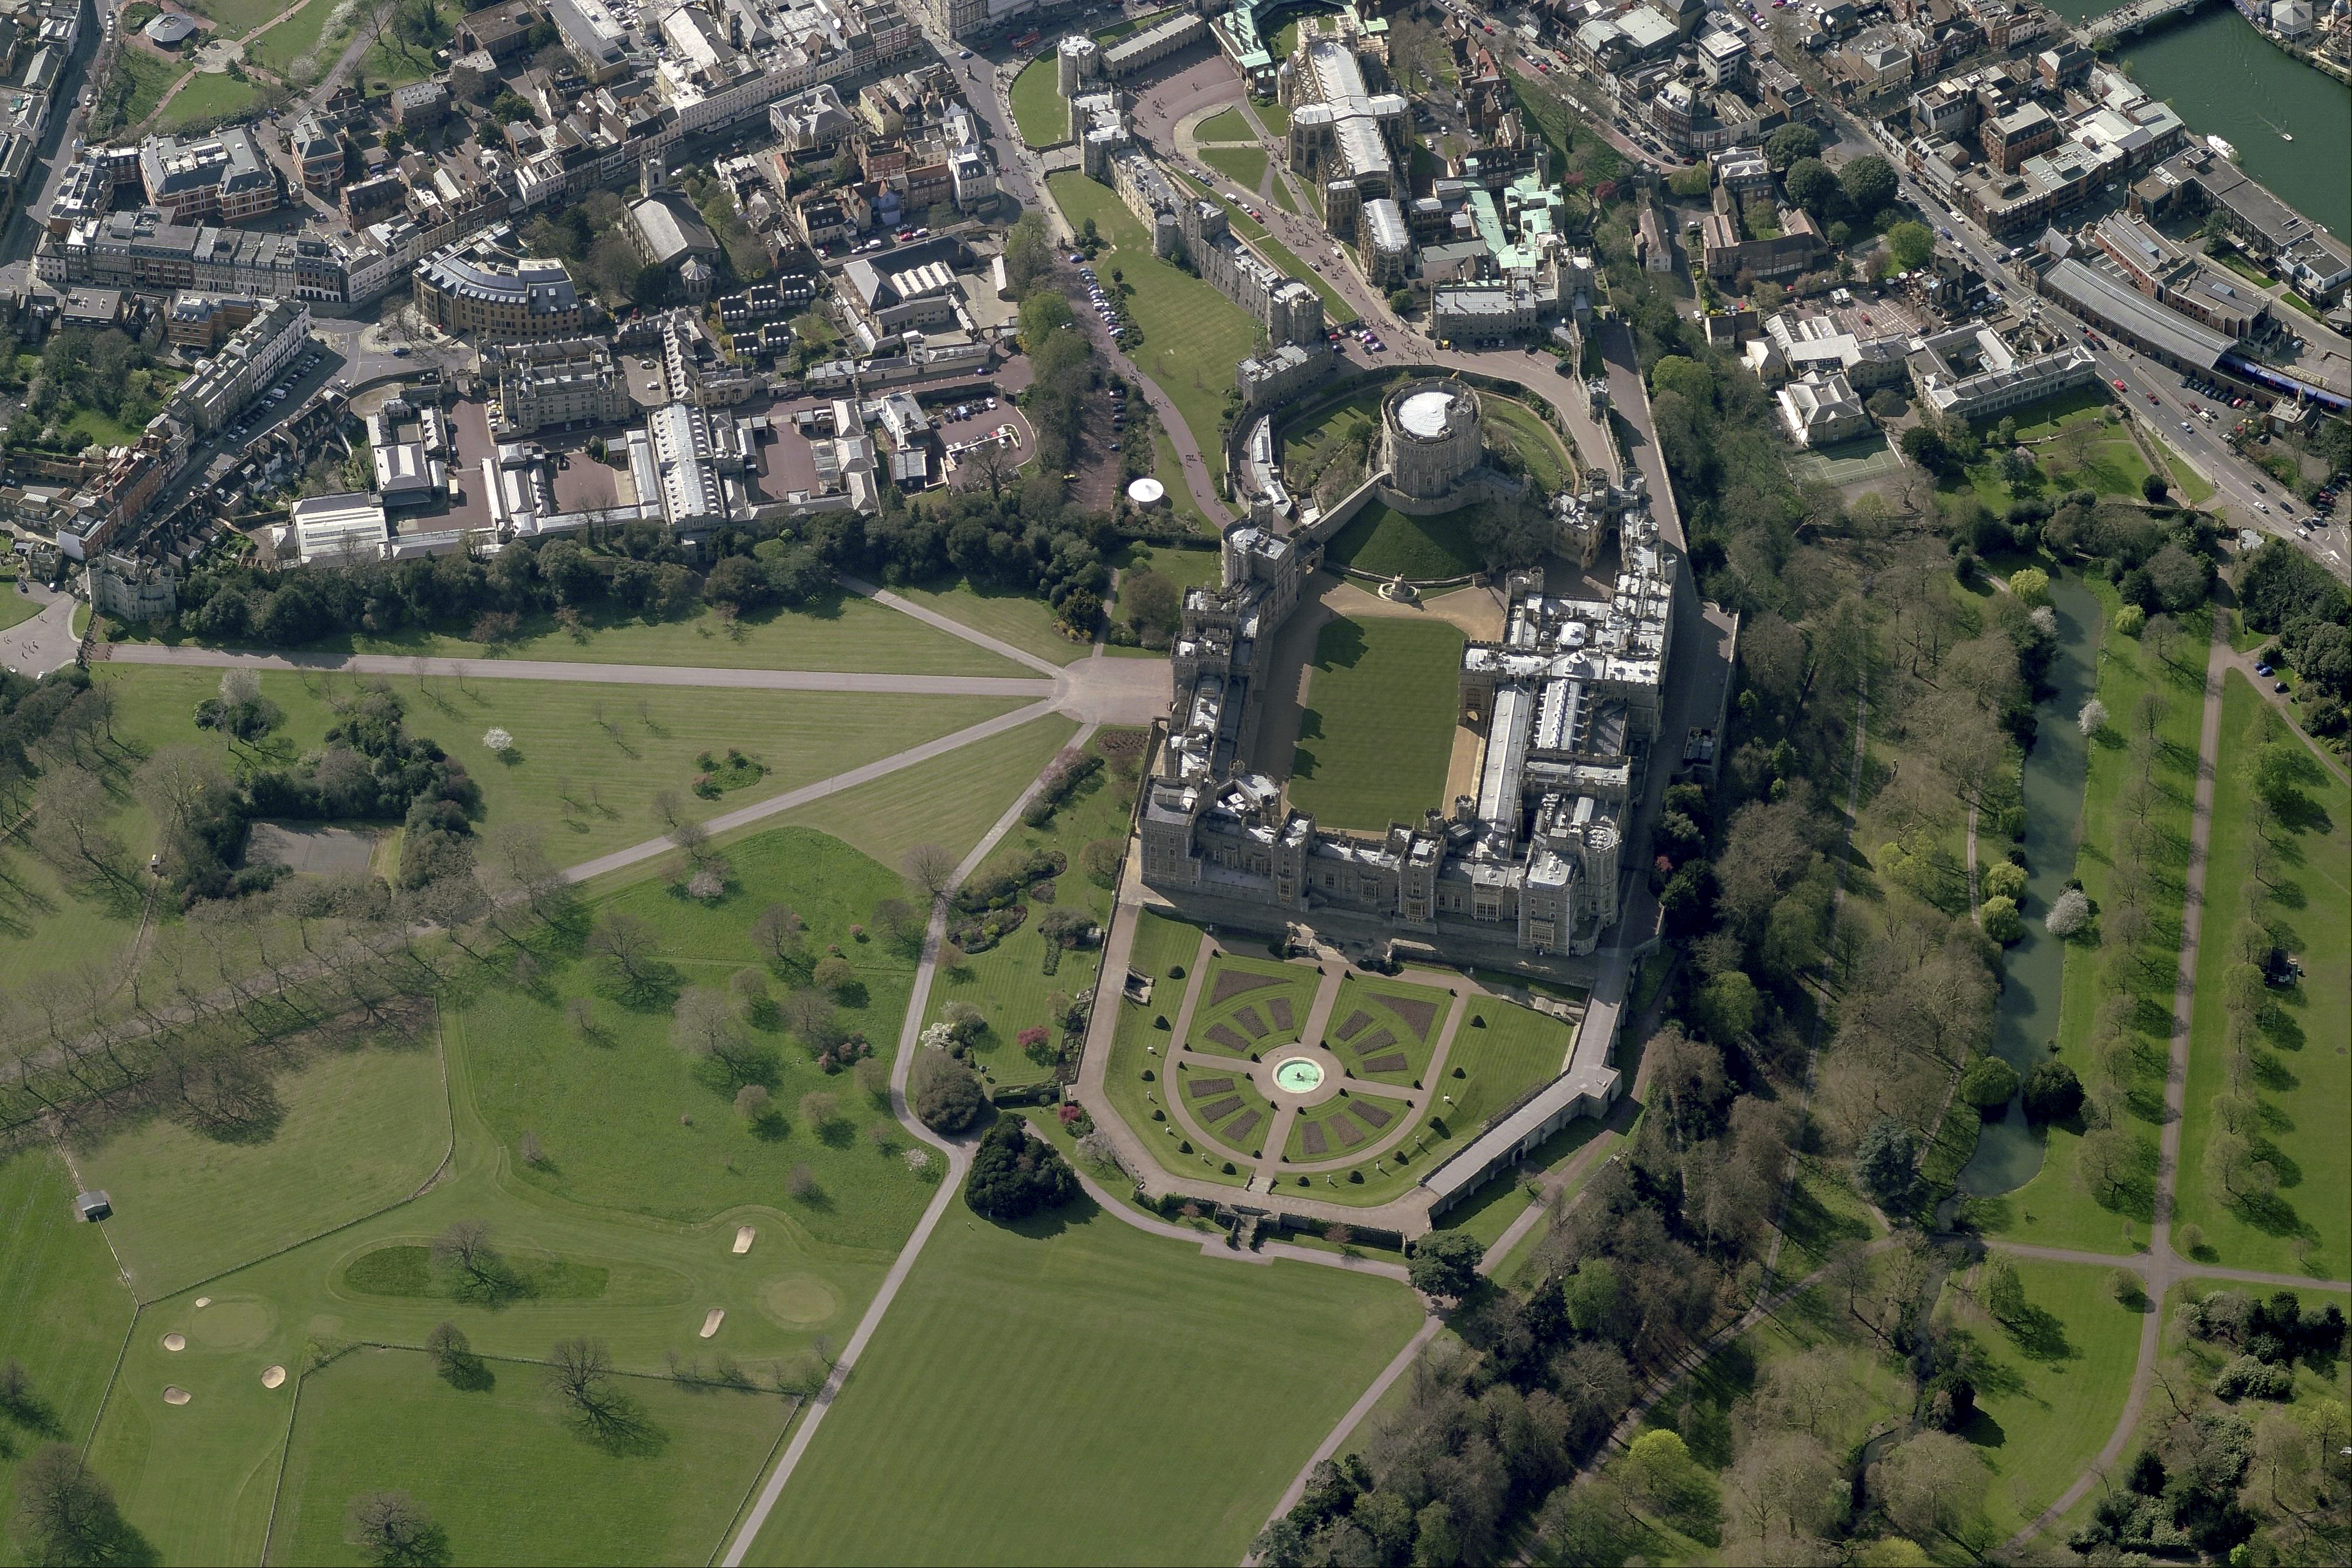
[2080,0,2217,45]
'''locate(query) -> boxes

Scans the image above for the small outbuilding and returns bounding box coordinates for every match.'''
[75,1190,112,1221]
[143,12,199,44]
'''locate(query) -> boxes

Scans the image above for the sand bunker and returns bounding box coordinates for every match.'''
[260,1366,286,1390]
[699,1309,725,1339]
[161,1333,186,1352]
[162,1387,191,1406]
[194,1297,211,1308]
[732,1226,756,1255]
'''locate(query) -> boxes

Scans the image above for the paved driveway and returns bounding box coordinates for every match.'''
[0,584,82,677]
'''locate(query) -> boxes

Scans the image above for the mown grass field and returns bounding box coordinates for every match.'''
[1010,57,1067,146]
[2172,670,2350,1276]
[1289,617,1464,831]
[469,828,935,1249]
[1048,172,1261,476]
[1938,1254,2145,1542]
[76,1042,452,1302]
[265,1349,786,1566]
[78,824,933,1564]
[889,580,1089,666]
[97,665,1027,865]
[1321,500,1484,580]
[771,714,1079,875]
[105,589,1027,678]
[157,68,263,130]
[0,1152,139,1568]
[742,1196,1423,1567]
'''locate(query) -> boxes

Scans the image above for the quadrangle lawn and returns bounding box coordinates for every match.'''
[742,1197,1424,1567]
[1290,616,1466,832]
[76,1039,452,1302]
[265,1349,786,1566]
[1195,106,1253,141]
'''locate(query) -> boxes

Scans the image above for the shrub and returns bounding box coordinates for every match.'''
[2022,1060,2084,1123]
[2212,1354,2292,1401]
[1979,895,2024,943]
[910,1049,984,1134]
[1959,1055,2020,1112]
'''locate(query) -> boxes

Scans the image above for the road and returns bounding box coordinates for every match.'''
[0,0,105,296]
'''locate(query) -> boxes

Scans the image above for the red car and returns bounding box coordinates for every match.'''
[2148,392,2160,405]
[2112,378,2127,391]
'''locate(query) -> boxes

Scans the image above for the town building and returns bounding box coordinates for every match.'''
[414,225,591,338]
[138,129,280,225]
[1775,369,1868,446]
[486,338,632,436]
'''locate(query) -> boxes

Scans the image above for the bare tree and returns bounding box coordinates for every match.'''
[544,1337,633,1438]
[780,990,842,1054]
[902,842,958,900]
[672,987,764,1085]
[649,789,686,830]
[564,996,600,1042]
[429,1220,513,1300]
[344,1489,442,1567]
[9,1445,133,1565]
[750,904,805,968]
[586,913,666,998]
[733,1083,771,1124]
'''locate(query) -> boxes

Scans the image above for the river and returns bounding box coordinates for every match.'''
[2042,0,2351,238]
[1957,577,2101,1198]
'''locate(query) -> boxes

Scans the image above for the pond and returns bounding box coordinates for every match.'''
[1956,575,2101,1197]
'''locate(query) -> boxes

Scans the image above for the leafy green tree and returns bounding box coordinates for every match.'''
[910,1048,984,1133]
[1958,1055,2019,1110]
[964,1118,1078,1220]
[1765,123,1821,168]
[1407,1230,1484,1299]
[1783,157,1838,218]
[2022,1060,2084,1123]
[1979,895,2024,943]
[1855,1117,1919,1211]
[1838,155,1897,217]
[1887,219,1934,271]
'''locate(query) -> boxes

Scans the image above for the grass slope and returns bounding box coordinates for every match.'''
[742,1197,1422,1567]
[1290,617,1464,831]
[1049,172,1261,476]
[922,732,1142,1090]
[1010,57,1068,146]
[265,1349,785,1566]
